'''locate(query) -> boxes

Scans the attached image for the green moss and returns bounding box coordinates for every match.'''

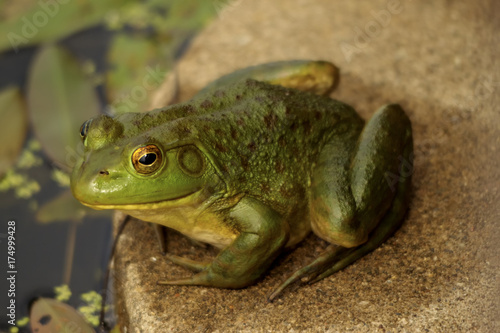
[0,169,41,199]
[54,284,72,302]
[52,168,71,187]
[79,290,105,327]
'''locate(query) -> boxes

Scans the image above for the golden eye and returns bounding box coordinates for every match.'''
[132,144,163,174]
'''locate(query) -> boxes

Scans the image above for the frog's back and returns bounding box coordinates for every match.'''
[167,79,363,213]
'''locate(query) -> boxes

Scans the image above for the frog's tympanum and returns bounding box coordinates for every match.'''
[71,61,413,300]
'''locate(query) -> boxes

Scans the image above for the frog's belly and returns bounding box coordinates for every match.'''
[120,206,238,249]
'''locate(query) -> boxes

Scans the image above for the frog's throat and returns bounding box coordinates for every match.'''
[78,187,205,211]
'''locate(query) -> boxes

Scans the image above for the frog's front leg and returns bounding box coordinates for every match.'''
[270,104,413,300]
[158,196,289,289]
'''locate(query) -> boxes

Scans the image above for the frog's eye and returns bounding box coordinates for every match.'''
[79,119,92,141]
[132,144,163,174]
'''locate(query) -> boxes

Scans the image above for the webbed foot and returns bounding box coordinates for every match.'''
[268,245,351,301]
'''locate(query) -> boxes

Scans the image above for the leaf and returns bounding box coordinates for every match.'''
[27,44,100,171]
[105,33,171,114]
[109,0,216,33]
[30,298,95,333]
[104,0,219,114]
[151,0,217,32]
[163,0,216,30]
[36,190,110,224]
[0,86,28,176]
[0,0,135,53]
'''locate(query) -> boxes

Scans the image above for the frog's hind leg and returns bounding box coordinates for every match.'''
[268,162,411,301]
[309,164,411,283]
[269,104,413,301]
[197,60,340,97]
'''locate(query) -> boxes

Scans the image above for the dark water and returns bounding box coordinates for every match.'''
[0,26,116,331]
[0,18,197,329]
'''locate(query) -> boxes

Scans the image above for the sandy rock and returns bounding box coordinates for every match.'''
[113,0,499,331]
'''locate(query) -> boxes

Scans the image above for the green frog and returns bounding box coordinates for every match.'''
[71,60,413,300]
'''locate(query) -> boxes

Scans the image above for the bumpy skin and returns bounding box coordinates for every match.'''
[71,61,413,299]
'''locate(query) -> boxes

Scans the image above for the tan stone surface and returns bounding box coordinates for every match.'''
[114,0,499,331]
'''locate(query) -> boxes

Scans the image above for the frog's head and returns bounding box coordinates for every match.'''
[70,114,222,210]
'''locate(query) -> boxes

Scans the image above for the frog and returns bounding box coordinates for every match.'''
[71,60,413,301]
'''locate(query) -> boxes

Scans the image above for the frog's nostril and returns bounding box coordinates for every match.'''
[99,170,109,176]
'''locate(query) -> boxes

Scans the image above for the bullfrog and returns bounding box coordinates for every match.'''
[71,60,413,300]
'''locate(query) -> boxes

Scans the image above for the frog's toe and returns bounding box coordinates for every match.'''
[268,245,347,301]
[306,248,358,284]
[165,254,210,272]
[157,276,199,286]
[157,270,214,286]
[268,265,310,301]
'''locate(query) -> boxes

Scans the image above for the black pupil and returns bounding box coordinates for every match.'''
[139,153,156,165]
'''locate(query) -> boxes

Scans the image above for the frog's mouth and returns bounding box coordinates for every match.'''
[78,187,206,211]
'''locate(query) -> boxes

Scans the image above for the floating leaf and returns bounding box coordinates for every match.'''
[104,0,219,114]
[0,0,135,53]
[105,33,171,114]
[105,0,216,33]
[30,298,95,333]
[36,190,110,224]
[0,86,28,176]
[160,0,217,31]
[27,44,100,171]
